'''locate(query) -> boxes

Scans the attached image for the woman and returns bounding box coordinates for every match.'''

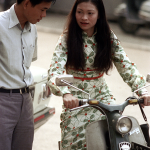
[48,0,150,149]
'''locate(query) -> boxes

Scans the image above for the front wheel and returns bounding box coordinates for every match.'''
[118,17,140,34]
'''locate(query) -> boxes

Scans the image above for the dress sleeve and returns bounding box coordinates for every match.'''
[48,34,71,96]
[111,31,147,96]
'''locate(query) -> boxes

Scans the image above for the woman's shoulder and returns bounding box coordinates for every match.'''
[56,31,68,48]
[57,31,67,42]
[110,30,118,40]
[59,31,67,39]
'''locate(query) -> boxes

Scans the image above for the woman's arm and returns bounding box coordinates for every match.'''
[111,31,147,96]
[48,34,71,96]
[48,34,79,108]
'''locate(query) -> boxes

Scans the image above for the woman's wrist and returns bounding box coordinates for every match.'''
[63,93,71,97]
[141,91,149,96]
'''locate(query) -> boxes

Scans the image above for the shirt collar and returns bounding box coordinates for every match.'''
[9,4,31,32]
[82,30,97,38]
[23,22,31,32]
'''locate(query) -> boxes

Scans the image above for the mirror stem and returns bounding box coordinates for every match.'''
[61,79,91,99]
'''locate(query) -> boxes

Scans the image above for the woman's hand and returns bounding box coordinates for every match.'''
[63,93,79,109]
[140,95,150,108]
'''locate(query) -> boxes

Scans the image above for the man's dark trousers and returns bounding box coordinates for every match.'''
[0,91,34,150]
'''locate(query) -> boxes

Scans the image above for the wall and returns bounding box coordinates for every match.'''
[50,0,75,14]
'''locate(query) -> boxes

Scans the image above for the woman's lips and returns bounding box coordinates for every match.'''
[80,22,89,26]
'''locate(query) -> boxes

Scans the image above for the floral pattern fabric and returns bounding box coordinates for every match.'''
[48,31,147,150]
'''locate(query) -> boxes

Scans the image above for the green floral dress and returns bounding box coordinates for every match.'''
[48,31,147,150]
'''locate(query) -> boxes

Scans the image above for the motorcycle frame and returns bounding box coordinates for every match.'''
[85,107,147,150]
[56,75,150,150]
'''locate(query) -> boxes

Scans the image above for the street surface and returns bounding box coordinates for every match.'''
[32,16,150,150]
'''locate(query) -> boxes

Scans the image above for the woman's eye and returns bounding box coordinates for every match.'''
[77,11,81,14]
[89,12,93,15]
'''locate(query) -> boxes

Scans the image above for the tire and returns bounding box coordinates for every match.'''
[118,17,140,34]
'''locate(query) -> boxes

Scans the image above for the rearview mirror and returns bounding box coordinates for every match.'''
[56,74,91,98]
[55,75,74,86]
[146,73,150,83]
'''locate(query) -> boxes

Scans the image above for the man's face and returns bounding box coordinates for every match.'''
[24,1,52,24]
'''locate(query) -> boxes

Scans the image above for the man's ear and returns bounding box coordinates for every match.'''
[23,0,30,9]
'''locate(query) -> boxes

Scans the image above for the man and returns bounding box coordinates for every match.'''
[0,0,55,149]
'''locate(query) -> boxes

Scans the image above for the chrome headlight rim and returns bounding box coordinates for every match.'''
[116,116,132,135]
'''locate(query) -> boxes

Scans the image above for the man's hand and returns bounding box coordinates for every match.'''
[63,93,79,109]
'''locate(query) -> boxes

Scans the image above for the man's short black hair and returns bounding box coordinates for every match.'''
[17,0,56,6]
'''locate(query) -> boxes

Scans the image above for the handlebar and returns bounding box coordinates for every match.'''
[138,98,144,104]
[128,97,144,104]
[79,99,99,106]
[79,97,144,106]
[79,99,87,106]
[71,97,144,112]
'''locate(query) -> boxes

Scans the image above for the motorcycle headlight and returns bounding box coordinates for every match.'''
[116,116,132,135]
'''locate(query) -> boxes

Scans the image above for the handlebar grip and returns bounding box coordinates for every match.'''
[79,100,83,106]
[79,99,88,106]
[138,98,144,104]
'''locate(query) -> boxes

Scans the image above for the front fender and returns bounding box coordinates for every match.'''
[85,116,147,150]
[85,120,109,150]
[128,116,147,146]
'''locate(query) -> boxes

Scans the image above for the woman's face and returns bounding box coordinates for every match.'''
[75,2,99,37]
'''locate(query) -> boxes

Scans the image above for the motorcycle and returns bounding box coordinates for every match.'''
[56,74,150,150]
[114,0,150,34]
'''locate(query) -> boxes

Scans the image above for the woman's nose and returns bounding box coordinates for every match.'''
[82,14,88,20]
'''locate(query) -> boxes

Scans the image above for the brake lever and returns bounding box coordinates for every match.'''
[70,103,90,112]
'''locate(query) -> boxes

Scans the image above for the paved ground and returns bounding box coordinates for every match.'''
[31,14,150,149]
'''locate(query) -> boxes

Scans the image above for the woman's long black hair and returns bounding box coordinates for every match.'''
[65,0,113,74]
